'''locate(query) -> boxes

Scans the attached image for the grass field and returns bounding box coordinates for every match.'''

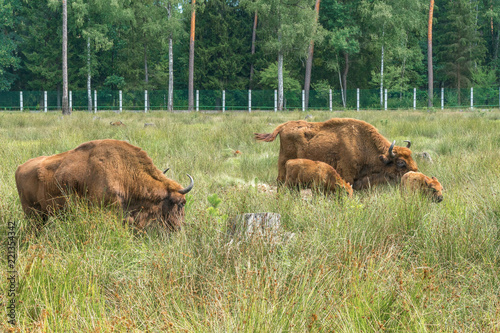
[1,110,500,332]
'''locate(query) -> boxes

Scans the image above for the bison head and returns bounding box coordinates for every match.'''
[425,176,444,203]
[127,174,194,231]
[379,140,418,179]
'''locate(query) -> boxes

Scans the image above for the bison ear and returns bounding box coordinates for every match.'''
[379,155,391,165]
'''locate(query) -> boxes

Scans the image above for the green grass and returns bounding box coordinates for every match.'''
[1,110,500,332]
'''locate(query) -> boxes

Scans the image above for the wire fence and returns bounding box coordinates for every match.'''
[0,87,499,112]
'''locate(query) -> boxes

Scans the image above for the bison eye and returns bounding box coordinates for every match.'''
[396,160,407,168]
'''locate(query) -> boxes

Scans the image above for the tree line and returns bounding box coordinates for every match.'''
[1,0,499,111]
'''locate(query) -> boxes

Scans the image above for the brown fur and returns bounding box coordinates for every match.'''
[110,121,125,126]
[284,159,353,197]
[254,118,418,190]
[401,171,443,202]
[15,139,193,230]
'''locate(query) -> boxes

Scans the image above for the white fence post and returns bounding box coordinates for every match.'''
[248,89,252,112]
[144,90,148,112]
[44,91,47,112]
[94,89,97,113]
[69,91,72,111]
[356,88,360,111]
[20,91,23,111]
[196,90,199,112]
[441,87,444,110]
[274,90,277,112]
[470,87,473,110]
[329,89,332,111]
[384,89,387,110]
[413,88,416,110]
[222,90,225,112]
[302,90,305,111]
[119,90,122,112]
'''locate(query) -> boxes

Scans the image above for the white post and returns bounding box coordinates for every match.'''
[384,89,387,110]
[44,91,47,112]
[20,91,23,111]
[144,90,148,112]
[119,90,122,112]
[69,90,72,111]
[329,89,332,111]
[248,89,252,112]
[274,90,277,112]
[94,89,97,113]
[196,89,199,112]
[470,87,473,110]
[302,90,305,111]
[441,87,444,110]
[413,88,416,110]
[222,90,225,112]
[356,88,360,111]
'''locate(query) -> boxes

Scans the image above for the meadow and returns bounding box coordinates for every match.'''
[1,109,500,332]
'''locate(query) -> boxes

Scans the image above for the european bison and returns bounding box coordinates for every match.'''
[284,159,353,197]
[255,118,418,190]
[401,171,443,202]
[15,139,193,230]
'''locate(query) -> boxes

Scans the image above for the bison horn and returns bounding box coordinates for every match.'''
[403,140,411,148]
[163,168,170,174]
[389,140,396,158]
[178,174,194,194]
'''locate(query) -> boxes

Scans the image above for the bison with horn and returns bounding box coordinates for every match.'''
[255,118,417,190]
[15,139,193,230]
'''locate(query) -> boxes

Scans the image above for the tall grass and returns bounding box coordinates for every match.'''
[1,110,500,331]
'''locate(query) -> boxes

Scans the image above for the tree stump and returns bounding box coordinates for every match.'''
[228,212,281,241]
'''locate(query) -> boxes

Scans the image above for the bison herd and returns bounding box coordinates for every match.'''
[14,117,442,231]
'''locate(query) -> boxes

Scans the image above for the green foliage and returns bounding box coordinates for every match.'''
[3,0,500,94]
[104,74,126,90]
[258,62,301,90]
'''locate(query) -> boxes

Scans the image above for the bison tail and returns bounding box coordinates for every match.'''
[254,132,277,142]
[254,123,285,142]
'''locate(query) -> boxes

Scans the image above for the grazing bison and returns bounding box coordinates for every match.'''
[15,139,194,230]
[255,118,418,190]
[284,159,353,197]
[401,171,443,202]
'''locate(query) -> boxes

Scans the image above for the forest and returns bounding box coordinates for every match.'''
[0,0,499,102]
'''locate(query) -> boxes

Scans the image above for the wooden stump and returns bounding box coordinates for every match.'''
[228,212,281,241]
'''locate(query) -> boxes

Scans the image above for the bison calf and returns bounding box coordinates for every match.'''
[284,159,353,197]
[401,171,443,202]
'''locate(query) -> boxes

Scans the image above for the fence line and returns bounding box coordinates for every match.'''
[1,88,500,111]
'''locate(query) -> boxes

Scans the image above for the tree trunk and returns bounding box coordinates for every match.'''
[62,0,70,115]
[188,0,196,111]
[380,29,384,108]
[144,44,148,85]
[278,51,284,111]
[428,0,434,108]
[493,22,500,69]
[249,10,258,88]
[87,37,92,112]
[303,0,320,111]
[144,43,150,110]
[168,3,173,111]
[342,52,349,106]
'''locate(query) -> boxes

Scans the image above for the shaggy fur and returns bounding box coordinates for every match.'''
[15,139,193,230]
[255,118,418,190]
[284,159,353,197]
[401,171,443,202]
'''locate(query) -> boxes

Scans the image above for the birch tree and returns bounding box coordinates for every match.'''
[427,0,434,107]
[243,0,318,110]
[62,0,69,115]
[304,0,321,110]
